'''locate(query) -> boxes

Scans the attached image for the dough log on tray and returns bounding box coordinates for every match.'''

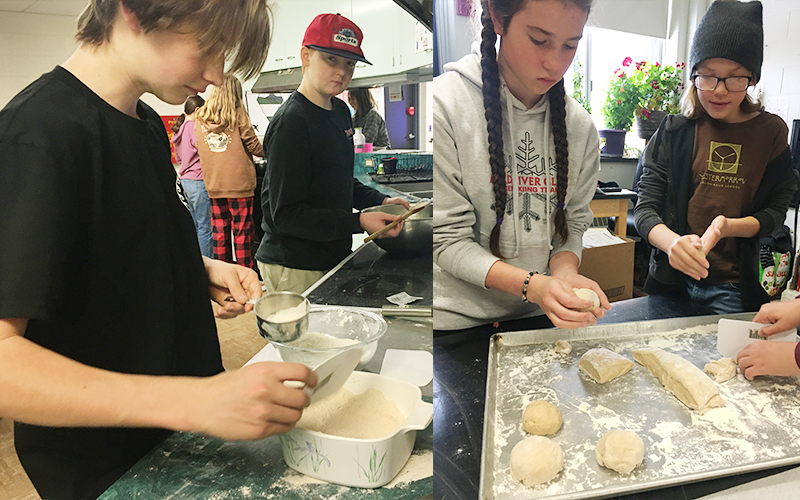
[632,347,725,413]
[578,348,634,384]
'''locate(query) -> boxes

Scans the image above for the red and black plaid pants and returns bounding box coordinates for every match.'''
[210,196,254,269]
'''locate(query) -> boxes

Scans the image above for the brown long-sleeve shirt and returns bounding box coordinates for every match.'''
[195,106,263,199]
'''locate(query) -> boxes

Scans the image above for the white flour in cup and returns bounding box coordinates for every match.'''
[268,302,307,323]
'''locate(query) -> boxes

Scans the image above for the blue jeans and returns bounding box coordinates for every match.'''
[180,179,212,258]
[684,279,744,314]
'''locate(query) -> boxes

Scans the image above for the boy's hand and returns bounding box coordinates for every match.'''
[360,212,404,238]
[700,215,727,255]
[667,234,709,280]
[753,300,800,336]
[737,340,800,380]
[203,257,262,318]
[382,196,411,209]
[190,362,317,440]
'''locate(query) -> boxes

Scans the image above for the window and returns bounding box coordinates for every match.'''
[566,27,667,157]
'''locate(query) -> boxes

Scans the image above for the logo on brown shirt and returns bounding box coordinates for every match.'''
[707,141,741,174]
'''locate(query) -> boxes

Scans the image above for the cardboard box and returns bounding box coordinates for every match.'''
[578,236,635,302]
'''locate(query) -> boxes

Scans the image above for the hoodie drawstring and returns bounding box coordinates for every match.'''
[543,99,553,251]
[503,86,522,259]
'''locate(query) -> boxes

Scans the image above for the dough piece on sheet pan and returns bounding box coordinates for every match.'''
[595,430,644,474]
[509,436,563,486]
[704,357,737,383]
[578,348,634,383]
[522,400,562,435]
[554,340,572,355]
[632,347,725,413]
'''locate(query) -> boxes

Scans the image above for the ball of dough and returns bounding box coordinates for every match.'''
[595,430,644,474]
[522,400,562,435]
[510,436,564,486]
[572,288,600,312]
[554,340,572,355]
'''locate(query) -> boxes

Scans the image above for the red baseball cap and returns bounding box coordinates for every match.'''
[302,13,372,65]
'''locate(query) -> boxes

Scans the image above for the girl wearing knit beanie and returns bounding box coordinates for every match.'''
[634,0,798,314]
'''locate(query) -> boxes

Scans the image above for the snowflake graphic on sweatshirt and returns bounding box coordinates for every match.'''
[489,132,558,232]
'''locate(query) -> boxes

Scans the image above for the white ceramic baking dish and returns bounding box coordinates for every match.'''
[278,371,432,488]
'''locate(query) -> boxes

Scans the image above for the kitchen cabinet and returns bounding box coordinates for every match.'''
[262,0,352,72]
[351,0,396,78]
[392,3,433,72]
[261,0,431,76]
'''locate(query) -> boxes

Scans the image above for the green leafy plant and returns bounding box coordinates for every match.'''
[571,61,591,114]
[601,57,686,130]
[629,58,686,120]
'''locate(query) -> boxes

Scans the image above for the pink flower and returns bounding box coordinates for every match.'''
[651,81,659,90]
[622,57,633,67]
[642,109,652,119]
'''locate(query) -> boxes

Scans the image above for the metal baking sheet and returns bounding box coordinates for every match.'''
[480,313,800,499]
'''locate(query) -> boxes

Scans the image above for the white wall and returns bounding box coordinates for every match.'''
[0,12,77,108]
[0,11,188,115]
[760,1,800,126]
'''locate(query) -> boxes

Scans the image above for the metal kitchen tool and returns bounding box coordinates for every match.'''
[254,291,309,343]
[716,318,797,358]
[306,347,361,404]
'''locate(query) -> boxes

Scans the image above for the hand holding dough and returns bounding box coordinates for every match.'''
[522,400,562,435]
[578,348,634,383]
[595,430,644,474]
[572,288,600,312]
[633,347,725,413]
[510,436,563,486]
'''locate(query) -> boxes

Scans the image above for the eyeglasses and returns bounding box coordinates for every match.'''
[692,74,752,92]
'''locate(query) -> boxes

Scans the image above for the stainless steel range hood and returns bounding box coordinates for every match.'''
[249,65,433,94]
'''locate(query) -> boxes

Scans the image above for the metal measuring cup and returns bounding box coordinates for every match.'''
[253,291,309,343]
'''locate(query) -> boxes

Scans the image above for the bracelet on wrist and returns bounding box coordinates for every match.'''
[521,271,538,303]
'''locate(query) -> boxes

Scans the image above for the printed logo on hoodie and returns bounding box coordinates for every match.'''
[205,131,230,152]
[500,131,558,232]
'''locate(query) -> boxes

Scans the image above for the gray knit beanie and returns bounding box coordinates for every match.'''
[689,0,763,83]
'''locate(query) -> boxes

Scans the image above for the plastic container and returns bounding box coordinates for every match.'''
[353,127,365,152]
[278,371,433,488]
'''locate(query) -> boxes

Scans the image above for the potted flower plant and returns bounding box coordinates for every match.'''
[628,58,686,140]
[599,65,639,156]
[599,58,687,155]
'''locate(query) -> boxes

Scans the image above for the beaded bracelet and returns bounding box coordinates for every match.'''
[521,270,537,302]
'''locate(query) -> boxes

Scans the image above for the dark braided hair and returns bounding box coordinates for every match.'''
[171,95,205,133]
[480,0,592,257]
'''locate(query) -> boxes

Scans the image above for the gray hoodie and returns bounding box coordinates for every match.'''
[433,51,600,330]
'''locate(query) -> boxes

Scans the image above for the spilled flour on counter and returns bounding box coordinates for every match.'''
[297,387,405,438]
[287,332,360,349]
[487,323,800,499]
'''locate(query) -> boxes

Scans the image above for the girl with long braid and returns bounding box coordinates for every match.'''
[433,0,609,330]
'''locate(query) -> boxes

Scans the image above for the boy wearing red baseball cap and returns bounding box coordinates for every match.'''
[255,13,410,293]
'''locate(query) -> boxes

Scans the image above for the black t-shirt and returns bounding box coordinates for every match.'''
[0,67,223,499]
[255,91,386,271]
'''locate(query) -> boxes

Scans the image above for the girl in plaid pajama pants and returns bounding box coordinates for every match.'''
[196,75,263,269]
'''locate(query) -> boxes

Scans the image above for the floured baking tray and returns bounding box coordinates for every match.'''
[479,313,800,499]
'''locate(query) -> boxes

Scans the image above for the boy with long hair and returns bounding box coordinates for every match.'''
[0,1,316,498]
